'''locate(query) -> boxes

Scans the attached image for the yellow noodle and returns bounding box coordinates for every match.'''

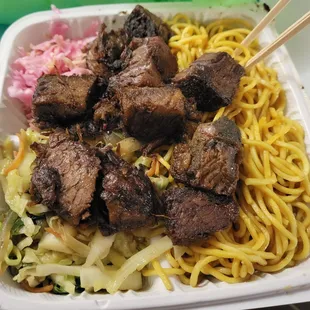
[154,15,310,287]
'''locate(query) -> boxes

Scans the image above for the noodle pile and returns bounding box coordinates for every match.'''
[143,14,310,287]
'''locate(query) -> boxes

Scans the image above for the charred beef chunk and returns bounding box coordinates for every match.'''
[31,166,61,208]
[171,117,242,196]
[93,97,121,132]
[172,52,245,112]
[96,147,157,235]
[109,62,163,91]
[122,37,178,81]
[117,86,186,142]
[124,5,173,43]
[30,131,100,226]
[109,36,177,91]
[86,24,128,77]
[163,187,239,245]
[32,74,98,125]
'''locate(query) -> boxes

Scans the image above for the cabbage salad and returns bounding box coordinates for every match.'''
[0,129,173,294]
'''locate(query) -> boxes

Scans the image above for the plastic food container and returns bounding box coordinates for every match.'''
[1,2,310,309]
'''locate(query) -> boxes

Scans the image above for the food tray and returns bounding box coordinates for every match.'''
[1,2,310,310]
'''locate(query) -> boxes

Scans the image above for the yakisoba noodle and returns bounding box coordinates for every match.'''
[143,14,310,287]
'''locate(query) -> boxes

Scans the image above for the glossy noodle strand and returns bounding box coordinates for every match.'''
[144,15,310,286]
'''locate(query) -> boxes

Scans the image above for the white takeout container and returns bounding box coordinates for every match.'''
[1,2,310,309]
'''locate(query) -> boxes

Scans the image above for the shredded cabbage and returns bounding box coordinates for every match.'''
[106,236,173,294]
[84,230,115,267]
[22,248,41,264]
[134,156,152,168]
[51,274,76,295]
[26,275,41,288]
[17,236,33,251]
[20,215,39,237]
[39,233,73,255]
[35,264,81,277]
[113,232,138,258]
[150,175,170,191]
[81,266,142,292]
[11,217,24,235]
[26,204,49,215]
[173,246,187,260]
[118,138,141,157]
[0,211,18,273]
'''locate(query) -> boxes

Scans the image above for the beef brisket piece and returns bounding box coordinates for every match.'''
[109,36,177,91]
[30,131,101,226]
[172,52,245,112]
[122,37,178,81]
[124,5,173,43]
[108,61,163,91]
[163,187,239,245]
[117,86,186,142]
[96,147,157,235]
[171,117,242,196]
[32,74,98,125]
[86,24,128,77]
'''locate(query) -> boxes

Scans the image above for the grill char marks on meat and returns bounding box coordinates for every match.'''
[30,131,101,226]
[32,74,98,126]
[124,5,173,43]
[109,37,177,91]
[31,165,61,208]
[117,86,186,142]
[172,52,245,112]
[86,24,128,77]
[171,117,242,196]
[96,147,157,235]
[163,187,239,245]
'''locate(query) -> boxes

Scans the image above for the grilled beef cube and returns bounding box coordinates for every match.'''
[122,37,178,81]
[163,187,239,245]
[97,147,157,235]
[86,24,128,77]
[93,97,121,131]
[172,52,245,112]
[171,117,242,196]
[124,5,173,43]
[109,62,163,91]
[32,74,97,124]
[30,131,100,226]
[109,36,177,91]
[117,86,186,142]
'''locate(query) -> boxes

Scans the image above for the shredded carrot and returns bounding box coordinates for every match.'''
[147,158,157,177]
[3,130,26,176]
[45,227,62,239]
[21,281,54,293]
